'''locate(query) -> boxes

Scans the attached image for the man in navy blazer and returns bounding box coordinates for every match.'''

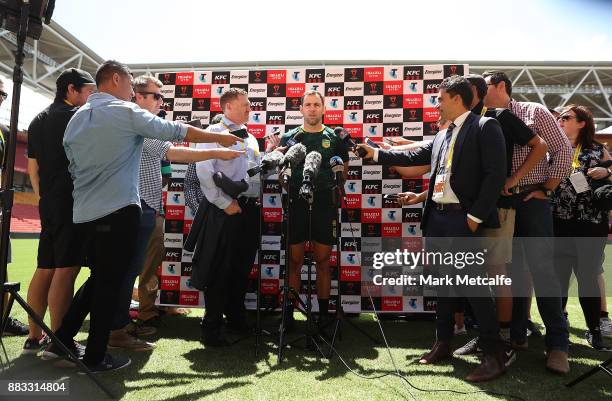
[357,75,508,382]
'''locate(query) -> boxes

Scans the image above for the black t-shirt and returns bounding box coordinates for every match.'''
[473,102,534,208]
[27,101,79,219]
[0,123,8,169]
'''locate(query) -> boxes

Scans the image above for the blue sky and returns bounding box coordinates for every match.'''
[2,0,611,128]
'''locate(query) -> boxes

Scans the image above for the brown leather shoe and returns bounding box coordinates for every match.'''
[546,350,570,374]
[419,341,452,364]
[465,352,506,382]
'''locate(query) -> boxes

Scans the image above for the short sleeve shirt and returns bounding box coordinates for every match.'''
[279,125,349,194]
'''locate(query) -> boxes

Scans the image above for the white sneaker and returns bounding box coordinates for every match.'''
[601,317,612,338]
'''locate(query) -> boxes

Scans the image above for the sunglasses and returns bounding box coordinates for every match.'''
[137,91,164,101]
[558,115,576,122]
[0,90,8,100]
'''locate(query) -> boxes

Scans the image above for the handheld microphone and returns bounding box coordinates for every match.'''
[247,149,284,177]
[285,131,304,147]
[329,156,345,185]
[300,151,322,202]
[157,109,167,118]
[334,126,367,158]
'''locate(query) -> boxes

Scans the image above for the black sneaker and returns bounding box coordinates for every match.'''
[454,337,482,356]
[41,341,86,360]
[79,354,131,373]
[527,320,542,338]
[22,337,44,355]
[4,317,28,336]
[586,329,612,351]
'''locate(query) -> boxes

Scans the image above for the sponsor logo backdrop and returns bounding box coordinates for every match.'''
[155,64,468,313]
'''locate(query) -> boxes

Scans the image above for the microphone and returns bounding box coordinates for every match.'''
[300,151,322,202]
[157,109,167,118]
[285,131,304,147]
[279,143,306,170]
[329,156,345,185]
[334,126,367,158]
[247,149,284,177]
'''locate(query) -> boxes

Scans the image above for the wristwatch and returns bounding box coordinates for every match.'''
[539,185,553,198]
[607,167,612,178]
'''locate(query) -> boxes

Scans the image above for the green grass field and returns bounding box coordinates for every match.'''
[1,239,611,401]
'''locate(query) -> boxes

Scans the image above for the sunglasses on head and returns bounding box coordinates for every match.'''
[137,91,164,101]
[558,115,576,122]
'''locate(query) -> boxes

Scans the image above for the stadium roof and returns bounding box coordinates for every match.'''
[0,20,611,126]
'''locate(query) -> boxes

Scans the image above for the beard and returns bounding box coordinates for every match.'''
[304,115,322,126]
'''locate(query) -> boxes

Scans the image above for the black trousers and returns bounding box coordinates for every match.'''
[55,205,141,365]
[425,207,502,354]
[202,198,260,338]
[553,217,606,332]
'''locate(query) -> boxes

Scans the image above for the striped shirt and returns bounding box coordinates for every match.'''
[139,139,172,213]
[509,99,572,185]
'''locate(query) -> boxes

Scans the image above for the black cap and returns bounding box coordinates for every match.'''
[56,68,95,87]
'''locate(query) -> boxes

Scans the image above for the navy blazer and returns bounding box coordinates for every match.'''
[378,112,507,234]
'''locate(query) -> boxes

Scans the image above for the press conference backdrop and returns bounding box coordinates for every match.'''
[155,64,469,314]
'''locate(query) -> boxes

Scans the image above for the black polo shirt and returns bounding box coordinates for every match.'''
[473,101,535,208]
[27,100,79,221]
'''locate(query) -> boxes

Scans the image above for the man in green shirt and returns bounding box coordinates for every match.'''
[279,90,349,328]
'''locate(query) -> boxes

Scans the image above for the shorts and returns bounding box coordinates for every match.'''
[287,190,337,246]
[38,218,85,268]
[480,207,516,265]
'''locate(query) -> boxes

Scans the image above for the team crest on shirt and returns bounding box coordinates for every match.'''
[322,139,331,148]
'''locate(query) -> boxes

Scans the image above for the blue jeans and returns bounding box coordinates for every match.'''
[111,202,157,330]
[510,197,569,351]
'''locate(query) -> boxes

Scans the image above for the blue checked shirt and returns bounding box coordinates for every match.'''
[63,92,187,223]
[140,139,172,213]
[184,163,203,215]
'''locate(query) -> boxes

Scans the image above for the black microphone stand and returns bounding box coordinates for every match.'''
[0,2,113,399]
[277,170,325,363]
[324,176,380,359]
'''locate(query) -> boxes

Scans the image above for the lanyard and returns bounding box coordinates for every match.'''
[219,121,248,152]
[445,128,458,171]
[480,106,488,116]
[572,144,582,170]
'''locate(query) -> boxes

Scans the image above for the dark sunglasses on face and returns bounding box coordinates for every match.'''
[558,115,576,122]
[137,91,164,101]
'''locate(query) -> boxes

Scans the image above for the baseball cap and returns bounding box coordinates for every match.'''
[56,68,95,87]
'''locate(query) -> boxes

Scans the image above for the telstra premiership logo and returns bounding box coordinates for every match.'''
[330,98,339,108]
[311,84,319,91]
[368,196,376,206]
[265,266,274,277]
[253,113,261,123]
[199,73,207,83]
[387,210,397,220]
[429,95,438,106]
[407,225,417,235]
[389,68,398,79]
[368,126,377,135]
[410,82,418,92]
[347,254,356,263]
[348,182,356,192]
[216,86,224,95]
[172,194,181,203]
[269,195,277,206]
[349,112,358,122]
[292,71,300,81]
